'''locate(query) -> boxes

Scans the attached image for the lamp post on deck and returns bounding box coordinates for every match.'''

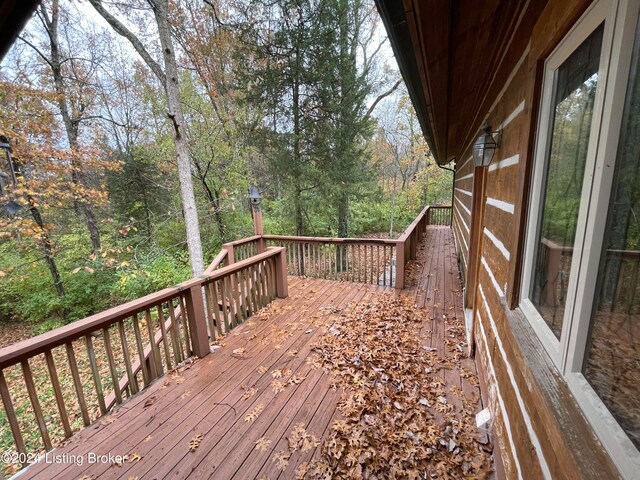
[248,186,263,235]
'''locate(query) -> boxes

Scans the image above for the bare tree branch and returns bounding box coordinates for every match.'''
[18,35,54,69]
[365,79,402,120]
[86,0,166,85]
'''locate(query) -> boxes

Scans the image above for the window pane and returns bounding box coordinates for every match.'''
[530,26,604,339]
[584,23,640,449]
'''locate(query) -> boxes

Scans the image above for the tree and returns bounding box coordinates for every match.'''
[19,0,106,253]
[236,0,324,235]
[0,82,115,298]
[308,0,400,237]
[88,0,205,276]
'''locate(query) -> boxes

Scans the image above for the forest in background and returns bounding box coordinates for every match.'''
[0,0,452,331]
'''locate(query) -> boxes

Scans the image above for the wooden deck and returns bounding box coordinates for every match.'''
[19,226,489,479]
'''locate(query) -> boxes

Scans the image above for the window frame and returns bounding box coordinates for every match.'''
[521,0,640,476]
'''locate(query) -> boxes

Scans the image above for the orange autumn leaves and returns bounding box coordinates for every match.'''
[0,82,119,240]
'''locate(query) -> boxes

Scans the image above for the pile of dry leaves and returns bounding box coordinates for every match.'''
[302,294,492,479]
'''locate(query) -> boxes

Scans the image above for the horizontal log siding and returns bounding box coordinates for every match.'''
[455,0,621,477]
[453,156,474,280]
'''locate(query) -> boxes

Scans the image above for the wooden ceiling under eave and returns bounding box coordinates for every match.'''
[380,0,546,166]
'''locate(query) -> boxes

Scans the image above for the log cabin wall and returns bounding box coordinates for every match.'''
[452,0,623,478]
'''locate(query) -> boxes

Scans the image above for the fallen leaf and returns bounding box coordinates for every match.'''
[271,450,290,470]
[143,396,157,408]
[242,386,257,400]
[129,453,142,463]
[271,380,284,394]
[255,436,272,452]
[244,404,264,422]
[189,433,203,452]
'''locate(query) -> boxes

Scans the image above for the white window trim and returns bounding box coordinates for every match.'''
[521,0,640,477]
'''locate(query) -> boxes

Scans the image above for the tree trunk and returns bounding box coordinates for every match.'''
[153,0,204,276]
[42,0,101,253]
[14,155,65,298]
[338,192,348,238]
[28,198,65,298]
[89,0,205,276]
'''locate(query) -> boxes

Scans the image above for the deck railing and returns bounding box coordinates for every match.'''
[264,235,397,286]
[537,237,640,314]
[0,247,287,467]
[394,204,451,288]
[0,205,451,467]
[263,204,452,289]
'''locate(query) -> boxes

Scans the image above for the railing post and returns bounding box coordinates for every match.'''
[274,247,289,298]
[223,243,235,265]
[395,240,405,289]
[426,207,431,226]
[184,285,210,358]
[257,236,267,254]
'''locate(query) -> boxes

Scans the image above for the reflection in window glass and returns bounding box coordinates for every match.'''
[531,26,604,339]
[584,23,640,449]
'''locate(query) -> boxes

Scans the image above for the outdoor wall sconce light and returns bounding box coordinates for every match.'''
[472,123,502,168]
[248,185,262,212]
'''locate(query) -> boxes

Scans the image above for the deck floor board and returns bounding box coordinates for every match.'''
[20,227,489,479]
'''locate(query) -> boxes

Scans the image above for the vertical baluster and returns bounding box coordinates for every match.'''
[21,360,52,449]
[85,335,107,415]
[243,268,253,317]
[157,305,172,369]
[222,275,235,328]
[145,310,161,378]
[118,320,138,395]
[255,263,264,309]
[364,244,368,283]
[313,242,317,276]
[236,271,246,322]
[251,265,260,311]
[239,269,248,318]
[358,244,362,282]
[102,327,122,406]
[66,342,90,426]
[132,313,151,385]
[179,295,192,355]
[260,261,268,306]
[203,282,216,341]
[322,243,326,278]
[44,350,72,438]
[392,245,396,287]
[168,300,184,363]
[0,369,27,459]
[210,282,223,337]
[218,276,230,332]
[230,273,241,327]
[266,259,274,300]
[270,258,277,299]
[383,246,387,286]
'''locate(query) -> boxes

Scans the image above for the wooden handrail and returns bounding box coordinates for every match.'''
[225,234,262,247]
[0,247,289,468]
[204,249,229,274]
[263,234,396,245]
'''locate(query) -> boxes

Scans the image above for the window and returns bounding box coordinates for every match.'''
[521,0,640,475]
